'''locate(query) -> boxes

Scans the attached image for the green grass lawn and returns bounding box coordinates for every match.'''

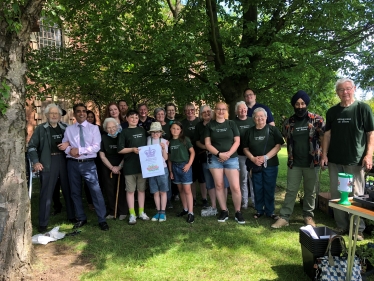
[31,147,374,281]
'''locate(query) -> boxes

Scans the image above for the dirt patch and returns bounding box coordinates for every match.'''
[31,243,93,281]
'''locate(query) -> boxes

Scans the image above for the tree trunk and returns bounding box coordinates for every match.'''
[0,1,44,279]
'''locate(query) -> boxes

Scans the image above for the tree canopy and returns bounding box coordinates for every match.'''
[27,0,374,121]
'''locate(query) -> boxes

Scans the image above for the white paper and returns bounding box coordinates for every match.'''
[32,226,66,245]
[139,144,165,179]
[300,225,319,239]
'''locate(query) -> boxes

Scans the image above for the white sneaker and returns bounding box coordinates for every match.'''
[128,214,137,225]
[106,214,115,219]
[119,215,127,221]
[201,207,218,217]
[138,212,150,221]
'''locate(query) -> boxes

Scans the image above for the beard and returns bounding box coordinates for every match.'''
[294,107,307,118]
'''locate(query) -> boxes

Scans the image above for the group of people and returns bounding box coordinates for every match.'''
[28,78,374,240]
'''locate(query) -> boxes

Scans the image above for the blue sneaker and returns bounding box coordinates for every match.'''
[151,213,159,221]
[159,214,166,222]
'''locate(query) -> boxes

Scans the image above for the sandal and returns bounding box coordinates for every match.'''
[253,213,263,219]
[268,214,280,220]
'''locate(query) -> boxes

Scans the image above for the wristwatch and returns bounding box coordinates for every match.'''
[216,152,220,157]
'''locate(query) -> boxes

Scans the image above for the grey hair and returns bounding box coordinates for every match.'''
[199,104,211,118]
[235,101,247,113]
[252,107,267,119]
[44,103,62,115]
[102,117,119,132]
[154,107,165,117]
[335,78,355,91]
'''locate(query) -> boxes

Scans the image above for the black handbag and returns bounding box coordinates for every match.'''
[245,125,269,173]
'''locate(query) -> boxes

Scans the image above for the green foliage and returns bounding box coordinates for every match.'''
[0,80,11,114]
[26,0,374,118]
[0,0,24,33]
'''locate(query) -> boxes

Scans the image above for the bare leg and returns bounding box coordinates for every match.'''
[209,168,226,210]
[137,191,145,209]
[182,184,193,213]
[224,169,241,212]
[154,191,160,210]
[126,192,135,209]
[160,191,167,210]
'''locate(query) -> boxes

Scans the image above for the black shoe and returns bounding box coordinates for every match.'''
[202,199,209,209]
[38,226,47,233]
[73,220,87,229]
[218,210,229,222]
[186,213,195,223]
[99,222,109,231]
[177,210,188,217]
[235,211,245,224]
[69,218,78,223]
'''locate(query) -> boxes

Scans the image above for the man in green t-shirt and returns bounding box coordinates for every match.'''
[321,78,374,241]
[118,110,148,225]
[272,91,324,229]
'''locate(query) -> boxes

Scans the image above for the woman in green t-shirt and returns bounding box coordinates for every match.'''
[243,108,284,220]
[204,102,245,224]
[99,118,127,220]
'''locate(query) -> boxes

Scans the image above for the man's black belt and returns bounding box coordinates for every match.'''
[51,152,63,155]
[68,158,95,162]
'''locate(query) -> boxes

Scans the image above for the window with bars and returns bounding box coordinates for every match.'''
[35,24,62,48]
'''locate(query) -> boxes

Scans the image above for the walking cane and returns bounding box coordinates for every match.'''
[115,174,120,219]
[110,172,121,219]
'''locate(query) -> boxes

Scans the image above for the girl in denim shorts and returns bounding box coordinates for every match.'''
[147,122,169,222]
[168,121,196,223]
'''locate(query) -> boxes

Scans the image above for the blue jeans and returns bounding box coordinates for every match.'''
[67,160,106,223]
[252,165,278,216]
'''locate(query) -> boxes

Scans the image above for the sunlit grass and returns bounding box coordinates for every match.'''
[30,147,373,280]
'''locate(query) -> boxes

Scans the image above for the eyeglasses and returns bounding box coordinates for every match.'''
[151,131,162,134]
[202,110,211,114]
[337,87,354,93]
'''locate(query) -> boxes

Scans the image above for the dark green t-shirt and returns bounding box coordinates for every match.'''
[232,117,255,156]
[326,101,374,165]
[181,118,200,145]
[243,125,285,166]
[204,119,240,158]
[117,126,146,175]
[101,134,123,165]
[292,118,310,167]
[49,125,63,153]
[161,122,171,140]
[169,137,193,163]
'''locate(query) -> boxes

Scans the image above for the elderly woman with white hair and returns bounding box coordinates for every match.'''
[232,101,255,209]
[243,107,284,220]
[100,117,127,220]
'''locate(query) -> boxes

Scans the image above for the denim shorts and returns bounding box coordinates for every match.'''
[202,163,230,190]
[149,168,169,194]
[207,154,239,170]
[172,162,193,185]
